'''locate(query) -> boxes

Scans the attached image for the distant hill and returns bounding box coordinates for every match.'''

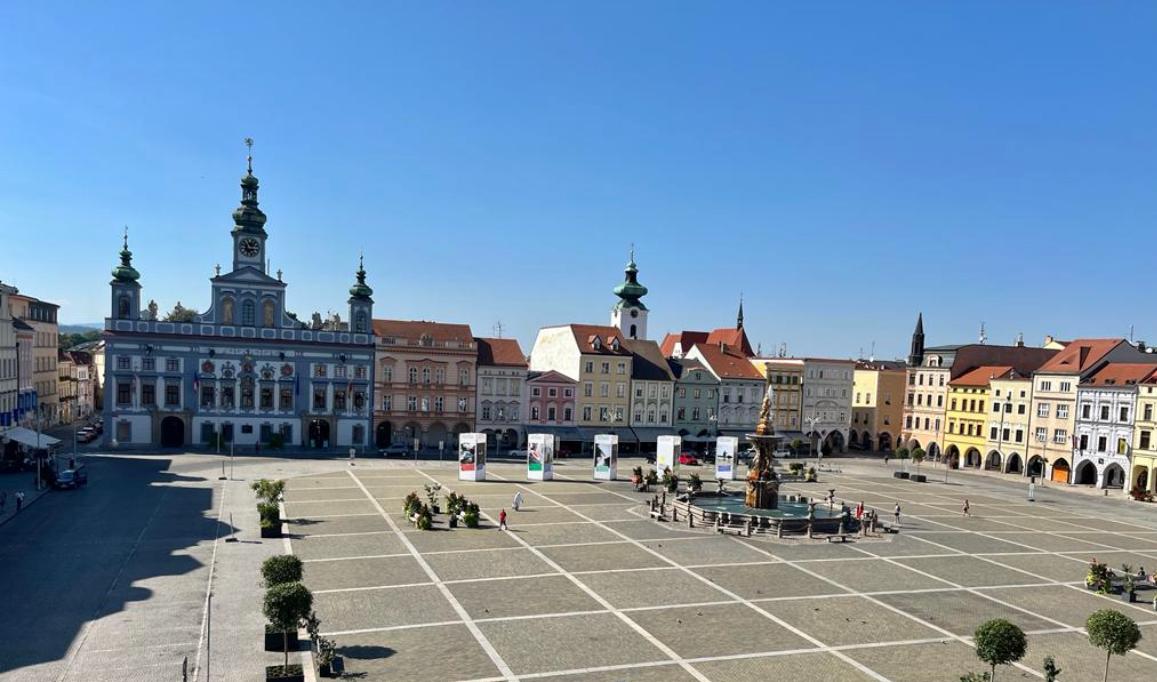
[60,324,103,334]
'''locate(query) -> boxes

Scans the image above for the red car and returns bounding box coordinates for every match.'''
[677,452,700,466]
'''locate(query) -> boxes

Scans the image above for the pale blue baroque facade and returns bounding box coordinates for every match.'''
[103,156,375,449]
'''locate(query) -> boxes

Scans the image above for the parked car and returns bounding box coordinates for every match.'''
[77,428,98,444]
[379,444,410,458]
[773,448,793,459]
[677,452,700,466]
[53,466,88,490]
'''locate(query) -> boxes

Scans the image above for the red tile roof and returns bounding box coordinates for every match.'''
[660,331,709,357]
[692,342,763,380]
[475,337,527,367]
[568,324,632,355]
[372,319,474,345]
[527,369,576,384]
[950,365,1014,387]
[1084,363,1157,386]
[1036,338,1125,375]
[706,327,754,357]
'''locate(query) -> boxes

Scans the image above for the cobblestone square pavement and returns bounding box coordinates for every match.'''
[280,457,1157,681]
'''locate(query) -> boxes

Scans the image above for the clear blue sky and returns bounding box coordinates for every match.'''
[3,2,1156,357]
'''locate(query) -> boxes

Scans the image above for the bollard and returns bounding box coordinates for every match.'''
[838,519,846,536]
[807,519,814,539]
[776,522,784,538]
[672,505,678,522]
[745,518,753,537]
[688,512,693,528]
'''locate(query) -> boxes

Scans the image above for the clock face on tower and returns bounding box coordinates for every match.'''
[239,237,260,257]
[630,309,639,318]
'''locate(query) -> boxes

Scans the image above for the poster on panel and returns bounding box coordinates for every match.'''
[527,433,556,481]
[458,432,487,481]
[593,434,618,480]
[716,436,739,480]
[656,435,680,477]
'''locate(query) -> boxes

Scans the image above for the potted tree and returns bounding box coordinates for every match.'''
[805,466,817,483]
[645,468,658,489]
[973,618,1026,681]
[631,466,644,488]
[262,555,304,651]
[790,438,803,456]
[1120,565,1137,603]
[416,503,433,530]
[463,502,481,528]
[662,468,679,493]
[1086,609,1141,682]
[1085,559,1114,594]
[252,479,286,538]
[911,447,926,482]
[304,611,341,678]
[263,582,313,682]
[424,483,442,514]
[688,473,702,494]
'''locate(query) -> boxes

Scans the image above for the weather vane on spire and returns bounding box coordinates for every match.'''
[122,225,129,249]
[244,137,254,174]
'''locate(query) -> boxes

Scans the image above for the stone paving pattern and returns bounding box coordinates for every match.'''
[281,459,1157,681]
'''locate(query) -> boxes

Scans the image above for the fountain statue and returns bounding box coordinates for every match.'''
[745,367,783,509]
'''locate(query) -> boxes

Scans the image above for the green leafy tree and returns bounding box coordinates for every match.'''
[1086,609,1142,682]
[163,301,199,322]
[263,582,314,669]
[251,478,286,505]
[261,555,303,586]
[911,447,926,474]
[974,619,1027,681]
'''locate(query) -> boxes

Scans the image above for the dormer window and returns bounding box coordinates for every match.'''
[592,337,603,351]
[420,334,434,347]
[610,337,620,351]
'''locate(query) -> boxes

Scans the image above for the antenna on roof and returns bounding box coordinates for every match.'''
[1130,324,1135,343]
[870,341,876,362]
[493,321,504,338]
[979,322,987,345]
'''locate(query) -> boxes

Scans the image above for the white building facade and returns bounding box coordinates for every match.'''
[1072,364,1155,490]
[802,358,854,452]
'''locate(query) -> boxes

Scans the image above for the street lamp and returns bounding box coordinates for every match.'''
[805,414,820,461]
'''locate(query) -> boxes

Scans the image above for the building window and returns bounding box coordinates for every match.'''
[221,386,235,408]
[334,365,347,379]
[1053,429,1067,444]
[1120,406,1129,422]
[617,383,626,398]
[408,368,417,383]
[420,397,429,412]
[1099,405,1110,420]
[201,385,215,408]
[407,396,417,411]
[141,384,156,406]
[435,368,444,384]
[435,397,444,412]
[460,369,469,385]
[1141,431,1151,450]
[143,357,155,371]
[1146,404,1154,422]
[117,356,130,370]
[334,390,347,410]
[314,364,328,378]
[381,395,391,411]
[1097,435,1107,452]
[241,300,255,326]
[166,357,179,372]
[1040,381,1052,391]
[117,295,131,319]
[1037,403,1049,418]
[990,426,998,440]
[601,362,610,374]
[1079,434,1089,450]
[260,387,274,410]
[422,368,431,384]
[117,382,131,405]
[617,362,626,375]
[600,382,609,397]
[1060,381,1072,392]
[241,378,254,409]
[165,383,179,406]
[354,311,367,333]
[530,406,540,421]
[381,366,393,383]
[584,361,593,373]
[582,406,592,421]
[313,387,327,410]
[1082,404,1092,419]
[564,407,573,421]
[1035,427,1047,442]
[280,387,293,411]
[1056,404,1068,419]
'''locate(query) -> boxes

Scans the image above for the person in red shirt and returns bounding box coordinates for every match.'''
[498,509,507,530]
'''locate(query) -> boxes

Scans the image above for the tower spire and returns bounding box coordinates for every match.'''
[111,225,140,283]
[232,137,267,235]
[907,312,925,367]
[737,293,744,330]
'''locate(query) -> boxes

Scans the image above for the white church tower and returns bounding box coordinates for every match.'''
[610,247,649,340]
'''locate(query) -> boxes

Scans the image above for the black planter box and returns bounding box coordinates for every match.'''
[260,524,282,539]
[893,472,910,479]
[266,664,304,682]
[912,474,927,483]
[264,629,298,652]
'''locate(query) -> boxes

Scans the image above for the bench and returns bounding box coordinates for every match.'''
[827,535,849,543]
[716,525,746,536]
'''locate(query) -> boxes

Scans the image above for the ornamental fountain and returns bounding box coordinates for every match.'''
[745,367,783,509]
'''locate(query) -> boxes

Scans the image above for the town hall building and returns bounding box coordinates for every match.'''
[103,147,375,449]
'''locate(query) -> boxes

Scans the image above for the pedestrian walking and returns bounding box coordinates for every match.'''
[498,508,508,530]
[893,502,901,529]
[961,499,971,517]
[16,491,24,513]
[512,491,523,512]
[854,500,864,521]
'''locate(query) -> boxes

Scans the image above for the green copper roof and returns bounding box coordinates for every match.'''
[612,248,647,310]
[349,255,374,299]
[111,231,140,283]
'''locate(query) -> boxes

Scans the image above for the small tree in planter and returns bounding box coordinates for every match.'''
[262,555,303,586]
[1086,609,1141,682]
[263,582,314,680]
[662,468,679,493]
[1085,559,1114,594]
[645,468,658,488]
[415,503,433,530]
[895,447,910,471]
[445,492,462,516]
[258,502,282,538]
[424,483,442,514]
[790,438,803,455]
[463,502,481,528]
[911,447,926,475]
[402,491,420,517]
[805,466,817,482]
[252,479,286,505]
[1120,564,1137,603]
[631,466,644,486]
[973,618,1026,681]
[688,473,702,493]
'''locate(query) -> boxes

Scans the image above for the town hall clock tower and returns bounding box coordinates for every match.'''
[231,138,268,274]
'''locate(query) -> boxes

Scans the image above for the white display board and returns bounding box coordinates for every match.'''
[716,436,739,481]
[527,433,556,481]
[656,435,680,477]
[458,432,487,481]
[593,434,618,481]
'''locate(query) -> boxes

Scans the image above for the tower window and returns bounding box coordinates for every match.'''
[117,294,131,319]
[241,300,255,327]
[629,324,637,338]
[355,311,367,333]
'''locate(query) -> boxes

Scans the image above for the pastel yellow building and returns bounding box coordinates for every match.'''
[944,366,1009,469]
[852,360,906,452]
[1133,375,1157,494]
[749,357,804,437]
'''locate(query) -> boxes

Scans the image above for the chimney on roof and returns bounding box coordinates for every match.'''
[1139,341,1147,353]
[1015,332,1024,348]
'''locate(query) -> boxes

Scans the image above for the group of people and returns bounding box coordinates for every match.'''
[0,491,26,515]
